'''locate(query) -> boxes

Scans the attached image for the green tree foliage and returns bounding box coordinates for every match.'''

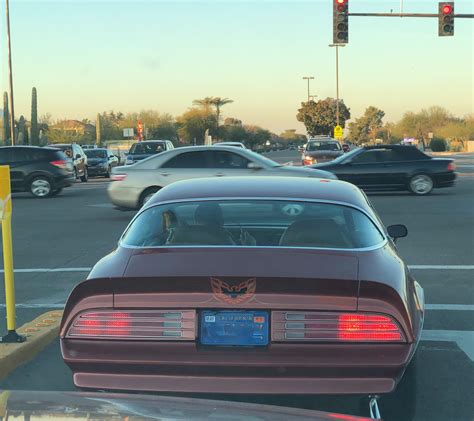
[176,107,216,145]
[99,111,124,140]
[3,92,10,144]
[194,96,233,140]
[348,106,385,145]
[46,128,84,144]
[279,129,306,144]
[242,125,272,150]
[429,138,447,152]
[30,87,39,145]
[296,98,350,137]
[119,110,178,142]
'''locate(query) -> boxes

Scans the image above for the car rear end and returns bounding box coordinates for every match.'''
[44,149,75,188]
[60,196,422,395]
[431,158,457,188]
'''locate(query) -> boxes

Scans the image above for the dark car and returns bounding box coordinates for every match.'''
[311,145,456,195]
[49,143,88,182]
[302,138,343,165]
[84,148,119,178]
[0,146,75,197]
[125,140,174,165]
[61,177,423,403]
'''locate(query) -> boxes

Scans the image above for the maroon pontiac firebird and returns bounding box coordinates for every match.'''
[60,176,424,397]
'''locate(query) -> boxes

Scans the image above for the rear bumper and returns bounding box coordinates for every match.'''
[61,339,413,394]
[55,174,75,188]
[433,172,456,188]
[88,166,108,176]
[107,183,141,209]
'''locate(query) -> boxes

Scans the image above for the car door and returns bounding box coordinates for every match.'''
[158,150,215,185]
[374,148,408,188]
[341,149,382,188]
[209,150,251,177]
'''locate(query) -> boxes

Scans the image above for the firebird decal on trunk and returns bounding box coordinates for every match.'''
[210,277,257,305]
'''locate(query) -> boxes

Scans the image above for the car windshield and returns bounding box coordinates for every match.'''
[121,200,384,249]
[85,149,107,158]
[129,142,165,155]
[307,142,341,151]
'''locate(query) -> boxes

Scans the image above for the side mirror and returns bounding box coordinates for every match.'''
[247,162,262,170]
[387,224,408,242]
[75,154,81,159]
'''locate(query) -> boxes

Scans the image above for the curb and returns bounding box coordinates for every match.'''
[0,310,63,381]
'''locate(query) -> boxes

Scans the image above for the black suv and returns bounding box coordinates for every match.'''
[49,143,88,182]
[0,146,75,197]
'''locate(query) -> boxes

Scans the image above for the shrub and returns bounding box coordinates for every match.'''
[429,137,447,152]
[449,139,464,152]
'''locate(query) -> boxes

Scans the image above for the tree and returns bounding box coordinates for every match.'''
[280,129,306,144]
[176,107,216,144]
[96,113,102,146]
[39,113,52,126]
[296,98,350,137]
[99,111,124,140]
[348,106,385,145]
[3,92,10,144]
[30,87,39,145]
[17,116,28,145]
[193,96,234,140]
[46,128,84,144]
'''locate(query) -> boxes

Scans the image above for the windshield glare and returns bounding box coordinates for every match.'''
[85,150,107,158]
[307,142,342,151]
[129,143,165,155]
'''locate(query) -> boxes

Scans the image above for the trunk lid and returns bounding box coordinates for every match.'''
[115,248,359,311]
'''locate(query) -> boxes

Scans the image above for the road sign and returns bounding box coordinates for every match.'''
[123,128,134,138]
[428,132,434,139]
[334,125,343,139]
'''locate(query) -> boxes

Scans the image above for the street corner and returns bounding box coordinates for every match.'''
[0,310,63,381]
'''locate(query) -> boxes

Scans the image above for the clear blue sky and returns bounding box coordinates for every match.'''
[1,0,473,133]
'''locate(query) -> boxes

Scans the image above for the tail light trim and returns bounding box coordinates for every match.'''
[111,174,127,182]
[272,311,406,343]
[447,162,455,172]
[50,160,68,169]
[67,310,196,341]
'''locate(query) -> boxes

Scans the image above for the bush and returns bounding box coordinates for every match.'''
[429,138,447,152]
[449,139,464,152]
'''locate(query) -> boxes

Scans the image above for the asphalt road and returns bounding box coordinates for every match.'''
[0,152,473,421]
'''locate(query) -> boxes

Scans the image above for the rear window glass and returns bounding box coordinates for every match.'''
[122,200,384,249]
[307,142,341,151]
[129,142,165,155]
[85,149,107,158]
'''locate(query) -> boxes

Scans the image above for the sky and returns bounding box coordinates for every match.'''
[1,0,473,134]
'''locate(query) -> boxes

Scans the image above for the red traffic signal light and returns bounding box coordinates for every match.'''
[442,4,452,14]
[333,0,349,44]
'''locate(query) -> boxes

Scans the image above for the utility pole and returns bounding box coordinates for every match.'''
[329,44,345,126]
[6,0,16,146]
[302,76,315,102]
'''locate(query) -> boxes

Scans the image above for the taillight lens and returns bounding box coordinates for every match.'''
[447,162,455,172]
[67,310,196,340]
[303,156,314,165]
[50,160,68,169]
[272,311,405,343]
[111,174,127,181]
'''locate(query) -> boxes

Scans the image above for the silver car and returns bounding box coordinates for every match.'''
[108,146,336,209]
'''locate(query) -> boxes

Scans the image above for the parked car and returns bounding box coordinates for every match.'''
[49,143,88,182]
[310,144,456,195]
[84,148,119,178]
[0,146,75,197]
[61,176,423,402]
[213,141,246,148]
[125,140,174,165]
[108,146,336,209]
[302,138,343,165]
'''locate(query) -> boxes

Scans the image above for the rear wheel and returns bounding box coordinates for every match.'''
[138,187,160,208]
[409,174,433,195]
[29,177,52,198]
[80,167,88,182]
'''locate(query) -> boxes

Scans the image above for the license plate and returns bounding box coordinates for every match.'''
[200,310,269,346]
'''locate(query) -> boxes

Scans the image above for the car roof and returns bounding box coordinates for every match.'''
[363,144,417,150]
[134,140,169,143]
[0,145,55,150]
[146,176,372,212]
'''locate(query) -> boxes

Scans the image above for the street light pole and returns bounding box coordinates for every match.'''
[302,76,315,103]
[6,0,16,146]
[329,44,345,126]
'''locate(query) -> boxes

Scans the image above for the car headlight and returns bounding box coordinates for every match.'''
[125,158,133,165]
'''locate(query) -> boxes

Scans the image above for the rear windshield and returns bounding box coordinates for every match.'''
[85,149,107,158]
[307,142,342,151]
[129,142,165,155]
[122,200,384,249]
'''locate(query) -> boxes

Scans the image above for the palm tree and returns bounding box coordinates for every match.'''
[193,96,234,141]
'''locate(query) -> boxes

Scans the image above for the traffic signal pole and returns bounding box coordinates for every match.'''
[347,12,473,18]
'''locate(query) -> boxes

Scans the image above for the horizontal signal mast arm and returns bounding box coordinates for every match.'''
[347,13,474,18]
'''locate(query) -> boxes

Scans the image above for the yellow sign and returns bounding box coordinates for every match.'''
[0,166,12,220]
[334,125,343,140]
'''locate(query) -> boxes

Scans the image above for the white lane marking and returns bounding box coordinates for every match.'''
[409,265,474,270]
[425,304,474,311]
[0,268,91,273]
[422,330,474,361]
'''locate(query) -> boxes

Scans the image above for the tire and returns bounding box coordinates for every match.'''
[80,167,88,182]
[29,176,53,198]
[138,187,160,208]
[105,166,111,178]
[51,188,63,196]
[409,174,433,195]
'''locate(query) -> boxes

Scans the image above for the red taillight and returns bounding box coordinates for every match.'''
[67,310,196,340]
[447,162,455,172]
[272,311,405,343]
[303,156,314,165]
[50,160,68,169]
[111,174,127,181]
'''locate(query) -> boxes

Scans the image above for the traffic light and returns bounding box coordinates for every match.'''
[438,2,454,36]
[333,0,349,44]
